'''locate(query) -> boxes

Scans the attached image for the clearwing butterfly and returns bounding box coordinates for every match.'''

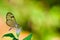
[6,12,18,30]
[6,12,21,37]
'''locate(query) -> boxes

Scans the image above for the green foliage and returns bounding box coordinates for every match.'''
[23,33,32,40]
[13,38,18,40]
[2,33,18,40]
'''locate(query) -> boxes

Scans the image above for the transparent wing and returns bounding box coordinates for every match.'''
[6,12,16,27]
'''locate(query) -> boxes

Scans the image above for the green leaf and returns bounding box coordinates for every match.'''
[2,33,15,38]
[2,33,19,40]
[13,38,18,40]
[23,33,32,40]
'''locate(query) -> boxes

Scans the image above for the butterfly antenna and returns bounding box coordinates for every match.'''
[9,27,13,31]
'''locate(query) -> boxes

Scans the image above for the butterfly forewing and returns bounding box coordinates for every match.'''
[6,12,17,28]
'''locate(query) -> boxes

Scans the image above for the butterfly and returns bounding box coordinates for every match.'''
[6,12,22,37]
